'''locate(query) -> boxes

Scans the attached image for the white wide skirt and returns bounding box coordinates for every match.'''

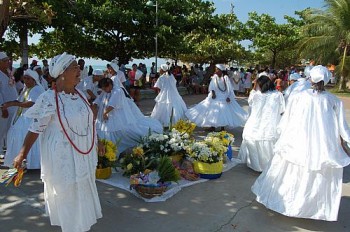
[251,154,343,221]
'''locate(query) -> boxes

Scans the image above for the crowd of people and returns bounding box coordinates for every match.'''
[0,50,349,231]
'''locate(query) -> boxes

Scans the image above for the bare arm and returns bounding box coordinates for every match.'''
[13,132,39,169]
[2,100,34,109]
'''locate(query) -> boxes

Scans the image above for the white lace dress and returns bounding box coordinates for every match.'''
[252,90,350,221]
[151,74,187,127]
[238,90,285,172]
[4,85,44,169]
[186,74,248,128]
[25,89,102,232]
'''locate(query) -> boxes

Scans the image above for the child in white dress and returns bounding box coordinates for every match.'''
[151,64,187,127]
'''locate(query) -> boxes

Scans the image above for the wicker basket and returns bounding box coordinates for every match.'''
[134,184,168,199]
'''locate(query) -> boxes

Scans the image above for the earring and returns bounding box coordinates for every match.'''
[61,76,65,81]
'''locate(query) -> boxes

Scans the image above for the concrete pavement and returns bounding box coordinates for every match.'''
[1,92,350,232]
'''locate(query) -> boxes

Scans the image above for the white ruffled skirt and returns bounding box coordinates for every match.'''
[151,101,187,127]
[238,139,275,172]
[186,97,247,128]
[251,154,343,221]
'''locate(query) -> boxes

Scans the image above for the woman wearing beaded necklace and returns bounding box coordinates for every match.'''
[3,69,44,169]
[13,52,102,232]
[186,64,248,131]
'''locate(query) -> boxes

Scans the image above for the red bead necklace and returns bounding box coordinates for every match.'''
[55,87,95,155]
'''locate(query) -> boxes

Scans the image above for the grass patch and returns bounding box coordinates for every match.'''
[329,88,350,97]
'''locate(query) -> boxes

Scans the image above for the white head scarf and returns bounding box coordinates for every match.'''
[23,69,45,91]
[109,59,119,72]
[160,64,169,72]
[49,52,76,78]
[92,69,104,76]
[215,64,226,71]
[310,65,331,85]
[304,65,313,78]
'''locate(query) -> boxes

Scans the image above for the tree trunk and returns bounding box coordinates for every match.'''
[0,0,10,39]
[271,50,277,69]
[338,45,348,91]
[19,20,29,66]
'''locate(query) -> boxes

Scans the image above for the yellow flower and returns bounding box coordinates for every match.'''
[132,146,144,157]
[127,163,133,170]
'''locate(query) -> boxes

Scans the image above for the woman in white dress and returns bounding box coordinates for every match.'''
[151,64,187,127]
[3,69,45,169]
[94,78,162,153]
[238,75,285,172]
[186,64,248,131]
[252,65,350,221]
[13,53,102,232]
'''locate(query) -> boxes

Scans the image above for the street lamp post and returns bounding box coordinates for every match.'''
[146,0,158,73]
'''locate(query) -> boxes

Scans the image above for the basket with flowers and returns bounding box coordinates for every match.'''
[185,134,228,179]
[96,139,118,179]
[206,131,235,160]
[130,156,180,199]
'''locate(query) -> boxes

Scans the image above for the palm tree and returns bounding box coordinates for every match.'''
[298,0,350,91]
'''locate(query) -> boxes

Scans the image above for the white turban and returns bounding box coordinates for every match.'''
[33,65,41,71]
[49,52,76,78]
[92,69,104,76]
[110,59,119,72]
[215,64,226,71]
[289,73,301,81]
[310,65,331,85]
[23,69,44,91]
[160,64,169,72]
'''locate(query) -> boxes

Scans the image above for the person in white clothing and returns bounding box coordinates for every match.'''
[151,64,187,127]
[0,52,18,154]
[3,69,45,169]
[75,58,89,91]
[33,65,49,90]
[186,64,248,131]
[94,78,162,153]
[284,72,311,105]
[238,75,285,172]
[252,65,350,221]
[13,52,102,231]
[83,69,103,102]
[108,59,126,87]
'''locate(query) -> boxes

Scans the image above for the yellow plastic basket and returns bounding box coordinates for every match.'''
[96,167,112,179]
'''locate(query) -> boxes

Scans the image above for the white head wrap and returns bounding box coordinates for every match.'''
[110,59,119,72]
[215,64,226,71]
[23,69,44,91]
[304,65,313,78]
[0,52,8,60]
[92,69,104,76]
[135,70,143,80]
[258,71,268,78]
[160,64,169,72]
[289,73,301,81]
[49,52,76,78]
[310,65,331,85]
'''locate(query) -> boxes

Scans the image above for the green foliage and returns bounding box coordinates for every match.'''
[298,0,350,90]
[157,156,180,183]
[244,11,301,68]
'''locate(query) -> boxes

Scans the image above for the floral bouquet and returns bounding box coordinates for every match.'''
[186,140,225,164]
[98,139,118,169]
[120,146,148,176]
[172,119,196,136]
[206,131,234,147]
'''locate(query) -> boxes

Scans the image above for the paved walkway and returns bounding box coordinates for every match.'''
[1,92,349,232]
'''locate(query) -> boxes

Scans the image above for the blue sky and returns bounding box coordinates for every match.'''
[23,0,325,67]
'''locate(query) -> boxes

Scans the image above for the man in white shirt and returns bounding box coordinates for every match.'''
[0,52,18,156]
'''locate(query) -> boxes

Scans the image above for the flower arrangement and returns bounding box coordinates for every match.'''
[206,131,234,147]
[98,139,118,169]
[120,146,148,176]
[186,140,225,164]
[172,119,196,135]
